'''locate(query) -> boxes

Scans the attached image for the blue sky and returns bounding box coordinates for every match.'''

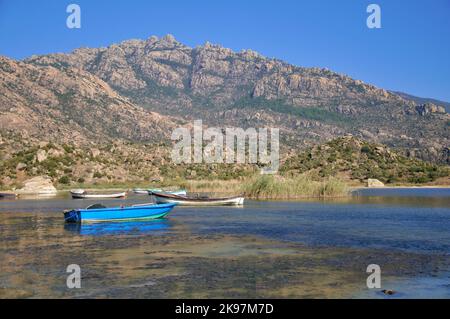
[1,0,449,101]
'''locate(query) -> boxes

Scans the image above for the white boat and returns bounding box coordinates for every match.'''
[148,189,187,196]
[132,188,150,195]
[70,189,127,199]
[153,192,244,206]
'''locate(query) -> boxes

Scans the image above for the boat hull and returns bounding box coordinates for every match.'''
[153,193,244,206]
[0,192,17,199]
[64,203,177,223]
[134,189,187,196]
[133,189,150,195]
[148,189,187,196]
[70,191,127,199]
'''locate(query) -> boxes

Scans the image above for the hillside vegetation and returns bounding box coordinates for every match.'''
[1,131,448,191]
[281,136,449,184]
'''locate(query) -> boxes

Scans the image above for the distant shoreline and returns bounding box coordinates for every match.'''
[4,184,449,201]
[4,175,450,199]
[351,185,450,191]
[7,183,450,193]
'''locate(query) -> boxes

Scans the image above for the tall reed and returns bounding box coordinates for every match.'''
[242,174,348,199]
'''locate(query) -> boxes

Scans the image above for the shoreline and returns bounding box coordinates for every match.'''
[350,185,450,191]
[3,175,449,200]
[3,184,449,201]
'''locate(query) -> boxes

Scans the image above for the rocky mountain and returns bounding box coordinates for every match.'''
[24,34,449,163]
[391,91,450,113]
[0,56,180,144]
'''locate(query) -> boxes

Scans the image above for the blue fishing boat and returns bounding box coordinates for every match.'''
[64,203,177,223]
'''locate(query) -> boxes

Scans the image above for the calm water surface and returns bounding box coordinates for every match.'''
[1,188,449,298]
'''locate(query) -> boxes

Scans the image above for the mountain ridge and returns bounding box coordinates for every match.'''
[391,91,450,113]
[24,34,449,164]
[1,35,449,189]
[0,34,447,165]
[23,36,450,114]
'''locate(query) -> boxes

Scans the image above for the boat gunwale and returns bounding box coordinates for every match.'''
[152,192,244,202]
[76,203,177,213]
[64,203,177,223]
[70,191,127,199]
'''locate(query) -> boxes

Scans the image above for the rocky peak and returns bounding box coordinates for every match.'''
[146,35,159,44]
[147,34,183,50]
[162,34,177,43]
[416,103,446,116]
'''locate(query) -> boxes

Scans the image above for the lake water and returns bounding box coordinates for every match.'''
[1,188,449,298]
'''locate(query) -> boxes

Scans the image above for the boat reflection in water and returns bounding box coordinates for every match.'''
[64,219,173,236]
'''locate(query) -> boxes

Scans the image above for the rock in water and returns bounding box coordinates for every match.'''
[367,178,385,188]
[17,176,57,195]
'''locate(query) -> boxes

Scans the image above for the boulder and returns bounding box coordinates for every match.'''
[17,176,57,195]
[36,149,48,163]
[38,141,49,148]
[416,103,446,116]
[48,148,65,157]
[367,178,385,188]
[16,162,27,171]
[90,148,101,158]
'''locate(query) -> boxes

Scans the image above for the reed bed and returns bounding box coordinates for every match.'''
[242,174,349,199]
[175,174,348,199]
[61,174,349,199]
[175,179,244,195]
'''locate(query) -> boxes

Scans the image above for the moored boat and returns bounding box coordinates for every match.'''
[148,189,187,196]
[70,189,127,199]
[153,192,244,206]
[0,192,18,199]
[133,188,150,195]
[64,202,177,223]
[134,188,187,196]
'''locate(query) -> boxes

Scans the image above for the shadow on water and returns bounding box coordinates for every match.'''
[63,219,174,236]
